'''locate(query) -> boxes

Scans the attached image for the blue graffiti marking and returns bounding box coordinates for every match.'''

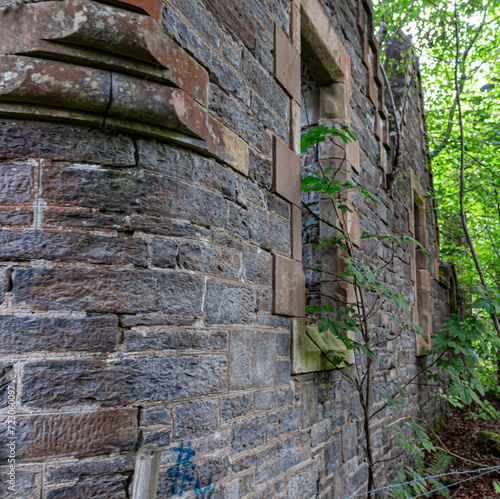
[167,441,196,497]
[194,476,217,499]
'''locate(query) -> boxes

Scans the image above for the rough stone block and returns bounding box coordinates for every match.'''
[324,438,342,475]
[286,462,319,499]
[175,400,219,440]
[179,241,242,278]
[151,239,177,268]
[0,410,137,460]
[280,407,300,434]
[0,160,35,204]
[205,280,255,325]
[42,164,226,229]
[222,394,254,420]
[254,436,305,484]
[251,206,290,254]
[141,407,171,426]
[44,475,128,499]
[226,201,250,239]
[0,363,14,409]
[231,416,267,454]
[0,315,117,354]
[229,329,276,390]
[202,0,256,49]
[273,255,305,317]
[0,231,147,266]
[206,114,250,175]
[0,465,41,499]
[20,356,227,407]
[12,268,203,314]
[274,24,301,102]
[273,136,301,207]
[276,360,291,385]
[244,244,272,286]
[44,455,134,484]
[137,141,236,200]
[125,328,228,352]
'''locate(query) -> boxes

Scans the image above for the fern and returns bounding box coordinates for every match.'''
[390,451,453,498]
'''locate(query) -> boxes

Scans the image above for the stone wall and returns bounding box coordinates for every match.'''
[0,0,455,498]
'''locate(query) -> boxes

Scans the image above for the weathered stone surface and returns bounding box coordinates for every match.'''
[0,363,14,409]
[110,75,209,137]
[280,406,300,433]
[229,329,276,390]
[0,465,41,499]
[12,268,203,314]
[226,201,250,239]
[324,438,342,475]
[250,205,290,253]
[0,56,111,113]
[0,269,5,306]
[0,231,147,266]
[205,280,255,325]
[0,160,35,203]
[221,394,254,420]
[231,416,267,454]
[20,356,227,406]
[244,244,272,286]
[286,462,319,499]
[175,400,219,440]
[206,114,250,176]
[0,315,117,354]
[0,121,135,165]
[273,255,306,317]
[151,238,177,268]
[242,47,289,115]
[45,475,128,499]
[0,410,137,460]
[277,331,291,356]
[202,0,257,49]
[274,24,300,102]
[276,360,291,385]
[125,328,228,351]
[255,388,291,411]
[42,164,226,228]
[254,436,306,484]
[179,241,242,278]
[45,455,135,484]
[138,141,236,199]
[209,84,271,154]
[141,407,171,427]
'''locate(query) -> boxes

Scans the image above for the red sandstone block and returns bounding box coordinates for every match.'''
[274,24,301,103]
[291,204,302,262]
[273,254,305,317]
[273,136,301,207]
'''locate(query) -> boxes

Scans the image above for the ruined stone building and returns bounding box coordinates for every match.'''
[0,0,456,497]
